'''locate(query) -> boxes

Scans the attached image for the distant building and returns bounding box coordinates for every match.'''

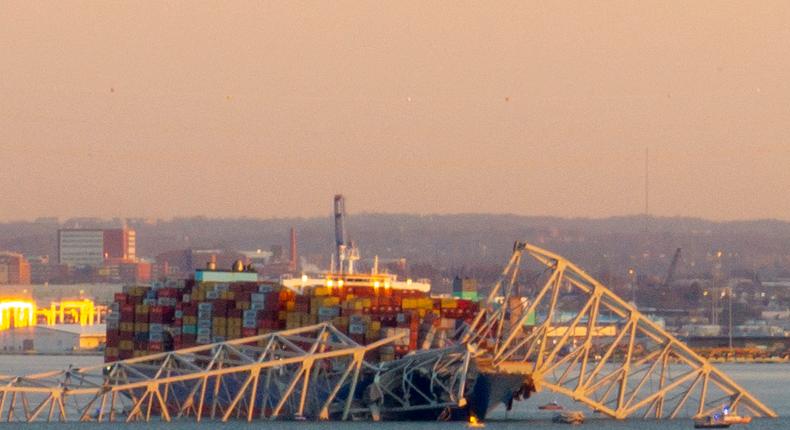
[0,252,31,285]
[0,324,105,353]
[58,228,136,267]
[102,228,136,261]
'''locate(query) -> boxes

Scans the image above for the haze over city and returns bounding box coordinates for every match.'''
[2,1,789,221]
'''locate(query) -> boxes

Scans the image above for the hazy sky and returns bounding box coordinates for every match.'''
[2,1,789,221]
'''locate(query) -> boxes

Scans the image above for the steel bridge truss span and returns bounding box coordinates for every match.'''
[0,323,402,423]
[466,242,777,420]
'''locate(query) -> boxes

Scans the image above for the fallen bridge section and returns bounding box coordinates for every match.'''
[465,242,777,419]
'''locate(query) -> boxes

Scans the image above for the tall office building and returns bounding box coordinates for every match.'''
[58,228,136,267]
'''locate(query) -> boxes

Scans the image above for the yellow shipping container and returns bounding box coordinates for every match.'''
[418,298,434,309]
[440,298,457,309]
[119,322,134,332]
[286,312,302,325]
[314,287,329,296]
[119,340,134,350]
[286,301,296,312]
[402,298,416,309]
[212,317,227,328]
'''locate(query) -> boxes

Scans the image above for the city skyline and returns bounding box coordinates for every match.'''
[2,2,789,221]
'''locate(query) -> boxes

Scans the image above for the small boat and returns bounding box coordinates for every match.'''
[693,414,730,428]
[552,411,584,424]
[539,401,564,411]
[695,405,751,427]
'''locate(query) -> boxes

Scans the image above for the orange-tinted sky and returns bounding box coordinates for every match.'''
[1,1,789,221]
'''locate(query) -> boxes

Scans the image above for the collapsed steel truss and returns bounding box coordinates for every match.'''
[355,345,475,420]
[0,323,401,422]
[465,242,777,419]
[0,242,777,422]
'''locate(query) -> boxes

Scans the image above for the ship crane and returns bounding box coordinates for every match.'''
[334,194,360,274]
[662,248,682,289]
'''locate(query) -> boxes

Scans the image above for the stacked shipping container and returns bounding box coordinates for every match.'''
[105,279,479,363]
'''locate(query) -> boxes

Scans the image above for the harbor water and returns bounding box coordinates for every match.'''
[0,355,786,429]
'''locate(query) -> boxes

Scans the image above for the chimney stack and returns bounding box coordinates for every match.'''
[289,227,298,271]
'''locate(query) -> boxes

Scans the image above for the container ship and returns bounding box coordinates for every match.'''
[103,196,521,420]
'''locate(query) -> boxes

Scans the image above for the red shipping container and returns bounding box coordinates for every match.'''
[106,329,120,346]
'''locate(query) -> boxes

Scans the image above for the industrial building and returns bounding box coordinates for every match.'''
[0,252,31,285]
[58,228,136,267]
[0,324,105,353]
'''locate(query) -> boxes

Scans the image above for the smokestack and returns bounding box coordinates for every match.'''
[289,227,297,271]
